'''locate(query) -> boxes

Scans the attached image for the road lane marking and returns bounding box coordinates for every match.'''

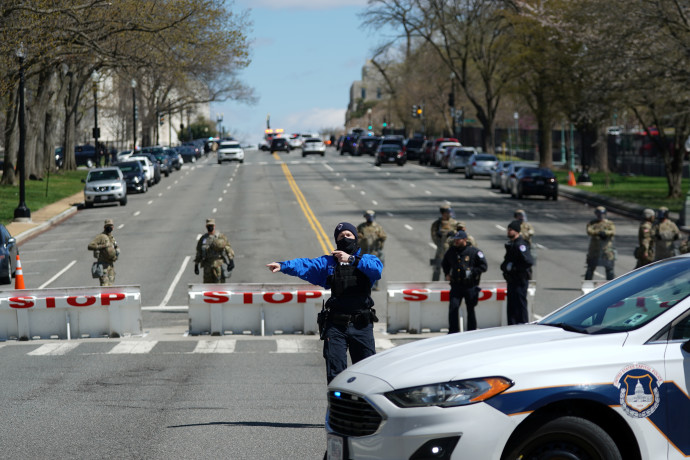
[108,341,157,354]
[158,193,163,197]
[159,256,191,307]
[324,164,334,172]
[212,208,217,213]
[39,260,77,289]
[496,224,506,231]
[372,200,378,206]
[274,152,333,254]
[134,211,141,216]
[376,339,395,351]
[535,243,547,250]
[429,242,437,249]
[218,197,223,202]
[273,338,316,353]
[118,224,125,229]
[193,340,236,353]
[29,343,80,356]
[147,200,153,205]
[404,224,413,231]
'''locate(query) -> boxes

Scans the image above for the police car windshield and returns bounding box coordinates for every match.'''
[540,257,690,334]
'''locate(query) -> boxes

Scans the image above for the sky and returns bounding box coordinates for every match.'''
[211,0,383,146]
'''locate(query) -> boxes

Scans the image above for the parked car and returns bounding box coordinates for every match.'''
[446,146,475,172]
[0,224,18,285]
[288,133,304,150]
[270,137,290,153]
[54,147,64,169]
[435,141,462,167]
[511,166,559,200]
[404,138,425,161]
[181,141,203,160]
[75,144,98,168]
[490,161,512,189]
[175,145,200,163]
[374,142,406,166]
[465,153,499,179]
[301,137,326,157]
[217,140,245,163]
[423,137,459,166]
[82,166,127,208]
[116,160,148,193]
[133,152,162,184]
[115,150,134,163]
[141,147,172,177]
[356,136,380,156]
[128,155,157,186]
[326,255,690,459]
[165,148,183,171]
[501,162,530,193]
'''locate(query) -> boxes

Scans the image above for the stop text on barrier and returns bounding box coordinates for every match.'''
[398,288,506,302]
[202,290,325,304]
[4,292,129,309]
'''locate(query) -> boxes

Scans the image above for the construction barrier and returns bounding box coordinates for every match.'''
[188,283,331,336]
[386,281,536,333]
[581,280,610,295]
[0,286,142,340]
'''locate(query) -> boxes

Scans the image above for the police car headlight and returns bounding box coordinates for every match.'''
[385,377,513,408]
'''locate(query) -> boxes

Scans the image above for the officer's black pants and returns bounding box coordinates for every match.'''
[448,284,479,333]
[507,279,529,325]
[323,322,375,383]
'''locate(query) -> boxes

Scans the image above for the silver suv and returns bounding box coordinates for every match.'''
[83,167,127,208]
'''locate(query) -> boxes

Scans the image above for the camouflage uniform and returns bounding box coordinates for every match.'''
[195,232,234,283]
[358,212,387,290]
[585,207,616,280]
[635,209,655,268]
[431,214,458,281]
[653,218,680,261]
[88,219,119,286]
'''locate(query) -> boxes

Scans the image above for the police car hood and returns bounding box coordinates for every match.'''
[331,324,627,390]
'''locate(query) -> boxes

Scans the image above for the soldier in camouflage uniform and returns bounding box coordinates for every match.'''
[514,209,535,247]
[88,218,119,286]
[194,218,234,283]
[431,203,458,281]
[585,206,616,280]
[357,210,387,290]
[653,207,680,261]
[635,208,655,268]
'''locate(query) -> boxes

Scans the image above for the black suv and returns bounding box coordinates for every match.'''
[270,137,290,152]
[340,135,359,155]
[356,136,380,156]
[405,138,425,161]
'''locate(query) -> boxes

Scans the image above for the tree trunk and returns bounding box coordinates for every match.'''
[2,91,18,185]
[537,117,553,168]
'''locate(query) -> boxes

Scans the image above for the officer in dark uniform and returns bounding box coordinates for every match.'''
[501,220,534,325]
[266,222,383,383]
[442,230,488,332]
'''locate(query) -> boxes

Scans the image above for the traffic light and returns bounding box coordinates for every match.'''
[448,92,455,108]
[412,105,418,118]
[416,106,423,118]
[159,114,165,126]
[368,124,373,131]
[382,117,387,128]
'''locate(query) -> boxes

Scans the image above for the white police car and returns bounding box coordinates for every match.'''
[326,256,690,459]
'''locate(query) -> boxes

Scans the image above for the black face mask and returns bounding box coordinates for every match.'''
[206,226,214,233]
[104,226,113,234]
[336,237,358,254]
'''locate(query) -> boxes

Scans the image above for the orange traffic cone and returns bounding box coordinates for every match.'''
[14,254,25,289]
[568,170,577,186]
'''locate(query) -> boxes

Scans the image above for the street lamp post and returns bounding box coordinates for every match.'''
[92,73,100,166]
[513,112,519,159]
[14,44,30,221]
[449,73,456,138]
[216,113,223,138]
[131,79,137,151]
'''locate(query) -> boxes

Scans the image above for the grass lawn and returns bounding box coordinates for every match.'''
[0,169,87,224]
[555,170,689,213]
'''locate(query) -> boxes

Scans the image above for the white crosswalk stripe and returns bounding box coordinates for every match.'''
[375,339,396,351]
[193,340,236,353]
[273,338,318,353]
[108,341,158,354]
[28,343,80,356]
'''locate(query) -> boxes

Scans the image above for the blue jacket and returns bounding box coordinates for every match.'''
[280,249,382,289]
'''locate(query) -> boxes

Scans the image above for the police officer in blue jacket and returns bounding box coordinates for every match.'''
[267,222,383,383]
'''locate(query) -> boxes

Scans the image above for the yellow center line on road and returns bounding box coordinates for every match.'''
[273,152,333,254]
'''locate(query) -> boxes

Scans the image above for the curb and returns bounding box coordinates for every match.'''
[14,204,79,245]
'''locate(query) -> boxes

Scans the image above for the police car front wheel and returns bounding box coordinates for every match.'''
[502,416,622,460]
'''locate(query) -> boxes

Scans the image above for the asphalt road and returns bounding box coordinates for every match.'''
[2,147,642,458]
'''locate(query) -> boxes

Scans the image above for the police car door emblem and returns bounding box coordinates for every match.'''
[614,364,662,418]
[347,377,356,383]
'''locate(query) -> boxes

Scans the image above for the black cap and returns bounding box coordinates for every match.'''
[508,220,522,233]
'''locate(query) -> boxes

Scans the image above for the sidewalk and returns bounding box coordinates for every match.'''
[6,191,83,244]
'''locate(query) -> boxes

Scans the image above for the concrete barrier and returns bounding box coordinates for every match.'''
[581,280,610,295]
[0,286,142,340]
[386,281,536,333]
[188,283,331,336]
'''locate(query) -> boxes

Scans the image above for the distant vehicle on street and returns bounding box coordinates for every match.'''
[356,136,380,156]
[511,166,559,200]
[465,153,498,179]
[301,138,326,157]
[446,146,474,172]
[501,162,531,194]
[404,137,425,161]
[217,140,245,163]
[490,160,513,189]
[270,137,290,153]
[374,142,406,166]
[175,145,200,163]
[116,160,148,193]
[0,224,18,285]
[82,166,127,208]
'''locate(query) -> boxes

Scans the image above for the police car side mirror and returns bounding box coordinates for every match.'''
[682,340,690,354]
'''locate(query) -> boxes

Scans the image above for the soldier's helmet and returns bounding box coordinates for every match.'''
[104,218,114,227]
[658,207,669,219]
[643,208,655,219]
[440,203,452,214]
[595,206,606,215]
